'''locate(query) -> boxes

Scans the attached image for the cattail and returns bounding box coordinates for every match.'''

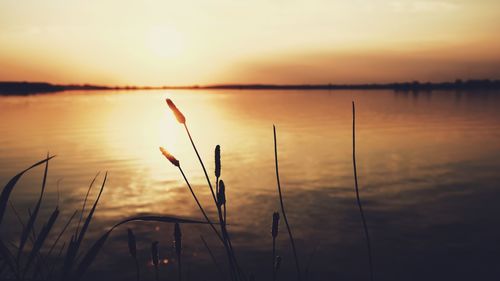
[272,212,280,238]
[217,180,226,206]
[174,223,182,258]
[151,241,159,267]
[127,229,137,258]
[166,99,186,124]
[160,147,180,167]
[215,145,221,178]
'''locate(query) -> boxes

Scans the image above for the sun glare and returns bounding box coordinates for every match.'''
[147,26,184,60]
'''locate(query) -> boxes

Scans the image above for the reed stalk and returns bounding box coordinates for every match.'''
[151,241,159,281]
[127,228,140,281]
[165,100,243,280]
[352,101,374,281]
[174,223,182,281]
[273,125,301,281]
[271,212,280,281]
[200,235,224,280]
[160,146,237,280]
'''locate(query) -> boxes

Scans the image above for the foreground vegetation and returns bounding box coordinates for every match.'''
[0,99,373,281]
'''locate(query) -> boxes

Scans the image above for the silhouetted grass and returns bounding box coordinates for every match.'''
[273,125,302,281]
[352,101,375,281]
[0,156,215,281]
[0,98,375,281]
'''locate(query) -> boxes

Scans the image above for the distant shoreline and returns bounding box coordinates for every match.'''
[1,79,500,95]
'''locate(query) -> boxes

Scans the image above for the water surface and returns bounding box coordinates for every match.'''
[1,89,500,281]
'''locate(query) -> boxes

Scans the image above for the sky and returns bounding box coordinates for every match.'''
[0,0,499,86]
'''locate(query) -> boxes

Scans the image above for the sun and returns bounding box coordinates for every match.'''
[147,26,184,60]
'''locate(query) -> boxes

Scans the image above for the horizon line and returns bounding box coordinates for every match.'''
[1,79,500,95]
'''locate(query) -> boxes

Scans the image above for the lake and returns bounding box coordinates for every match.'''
[1,89,500,281]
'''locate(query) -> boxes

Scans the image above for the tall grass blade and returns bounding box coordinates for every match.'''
[17,153,51,261]
[76,172,100,237]
[73,215,211,280]
[46,210,78,258]
[200,236,224,280]
[273,125,301,281]
[0,155,55,226]
[76,172,107,246]
[23,206,59,273]
[352,101,374,281]
[61,173,107,280]
[0,239,16,277]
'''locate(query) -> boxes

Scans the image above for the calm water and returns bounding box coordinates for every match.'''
[1,89,500,281]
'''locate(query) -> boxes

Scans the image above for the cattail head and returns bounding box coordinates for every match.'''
[127,228,137,259]
[215,145,221,178]
[217,179,226,206]
[174,223,182,258]
[275,256,282,270]
[151,241,159,267]
[272,212,280,238]
[160,147,180,167]
[166,99,186,124]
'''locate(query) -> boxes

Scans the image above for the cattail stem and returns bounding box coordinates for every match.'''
[181,125,243,281]
[177,166,238,281]
[352,101,374,281]
[177,166,223,242]
[273,125,302,281]
[271,212,279,281]
[183,124,218,205]
[272,238,277,281]
[135,258,140,281]
[152,241,159,281]
[174,223,182,281]
[200,236,225,280]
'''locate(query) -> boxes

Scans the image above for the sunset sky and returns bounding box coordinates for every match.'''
[1,0,499,86]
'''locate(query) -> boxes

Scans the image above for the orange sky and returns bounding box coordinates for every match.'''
[1,0,499,86]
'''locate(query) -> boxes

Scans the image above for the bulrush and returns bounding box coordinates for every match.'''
[272,212,280,238]
[166,99,186,124]
[215,145,221,178]
[174,223,182,281]
[217,180,226,207]
[160,147,180,167]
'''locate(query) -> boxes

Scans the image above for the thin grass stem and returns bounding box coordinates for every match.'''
[183,124,217,205]
[273,125,301,281]
[352,101,374,281]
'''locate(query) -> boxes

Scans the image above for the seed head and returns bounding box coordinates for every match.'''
[215,145,221,178]
[166,99,186,124]
[272,212,280,238]
[160,147,180,167]
[217,180,226,206]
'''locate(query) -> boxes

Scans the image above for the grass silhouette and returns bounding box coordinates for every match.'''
[0,98,373,281]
